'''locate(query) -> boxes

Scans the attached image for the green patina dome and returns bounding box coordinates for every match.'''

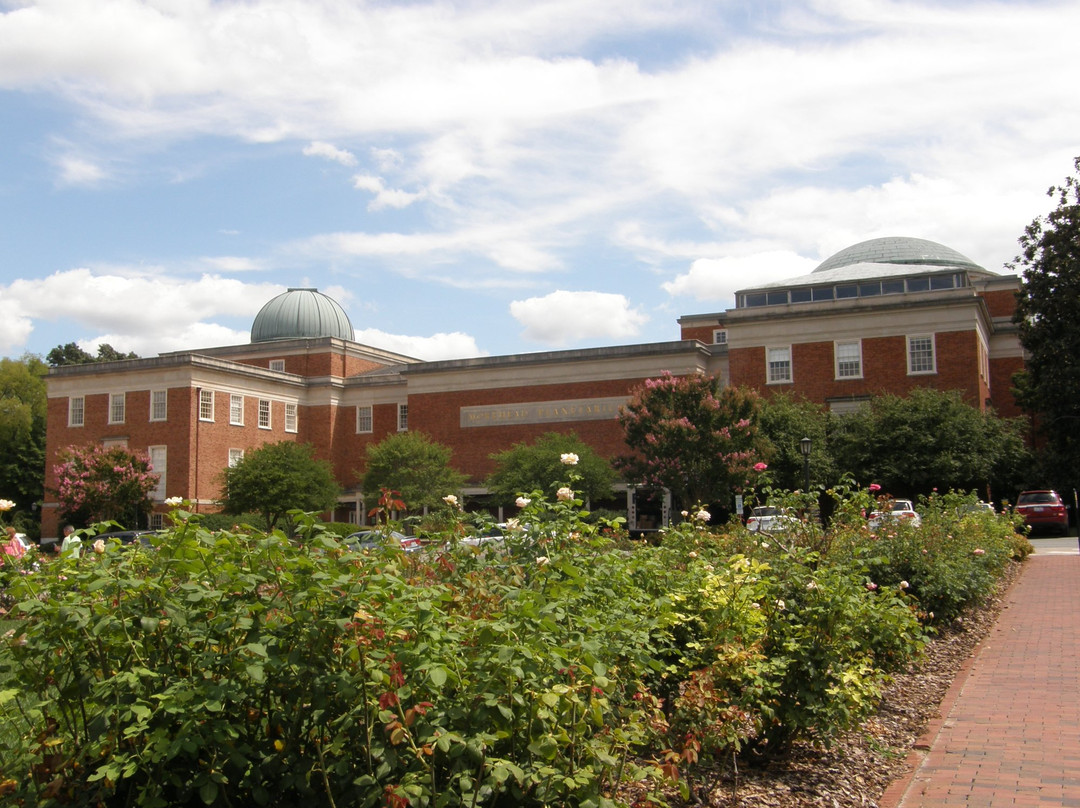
[814,237,983,273]
[251,288,354,343]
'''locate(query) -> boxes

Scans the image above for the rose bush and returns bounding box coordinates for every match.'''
[0,478,1024,807]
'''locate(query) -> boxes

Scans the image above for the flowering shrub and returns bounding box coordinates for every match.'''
[52,443,158,526]
[0,478,1021,806]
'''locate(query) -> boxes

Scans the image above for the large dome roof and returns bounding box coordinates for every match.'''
[251,288,355,343]
[814,237,983,274]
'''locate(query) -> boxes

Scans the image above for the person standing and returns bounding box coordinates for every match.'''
[60,525,82,558]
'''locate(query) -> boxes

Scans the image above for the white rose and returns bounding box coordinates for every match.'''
[515,496,531,508]
[556,487,574,502]
[560,453,579,466]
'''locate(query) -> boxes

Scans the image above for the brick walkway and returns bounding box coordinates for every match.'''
[881,555,1080,807]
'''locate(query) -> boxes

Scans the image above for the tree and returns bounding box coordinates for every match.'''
[54,443,159,528]
[47,342,138,367]
[1011,155,1080,492]
[617,373,770,508]
[0,355,48,529]
[219,441,341,532]
[828,388,1030,501]
[361,431,466,513]
[486,431,617,505]
[754,392,838,492]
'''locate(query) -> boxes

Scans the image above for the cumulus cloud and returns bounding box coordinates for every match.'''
[510,290,648,346]
[663,251,819,300]
[351,174,424,210]
[353,328,484,361]
[303,141,357,167]
[2,270,284,356]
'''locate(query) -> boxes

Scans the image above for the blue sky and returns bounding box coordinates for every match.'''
[0,0,1076,362]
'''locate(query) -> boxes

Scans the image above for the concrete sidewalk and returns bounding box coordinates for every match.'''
[880,554,1080,807]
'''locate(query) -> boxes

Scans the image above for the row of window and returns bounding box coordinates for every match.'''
[67,390,297,433]
[765,335,937,384]
[355,403,408,433]
[738,273,965,309]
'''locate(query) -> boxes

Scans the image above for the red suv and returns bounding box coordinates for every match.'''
[1015,490,1069,536]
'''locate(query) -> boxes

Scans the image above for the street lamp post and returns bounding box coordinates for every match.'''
[799,436,812,492]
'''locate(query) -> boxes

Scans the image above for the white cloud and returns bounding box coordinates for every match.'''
[353,328,484,361]
[510,290,648,346]
[663,252,819,300]
[55,154,107,186]
[351,174,424,210]
[3,270,284,356]
[303,141,357,167]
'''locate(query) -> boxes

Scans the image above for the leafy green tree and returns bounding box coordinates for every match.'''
[54,443,159,528]
[219,441,341,532]
[0,355,48,531]
[617,373,770,509]
[486,431,616,505]
[47,342,138,366]
[828,388,1030,501]
[361,431,466,513]
[756,392,835,492]
[1010,155,1080,492]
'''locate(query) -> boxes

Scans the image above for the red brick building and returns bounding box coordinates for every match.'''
[41,238,1024,538]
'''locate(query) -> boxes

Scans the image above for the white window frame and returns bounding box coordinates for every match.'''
[230,394,244,426]
[766,346,792,384]
[68,396,85,427]
[397,403,409,432]
[228,448,245,468]
[285,402,298,433]
[150,389,168,422]
[148,445,167,500]
[199,389,215,422]
[907,334,937,375]
[356,404,373,434]
[269,359,286,372]
[258,399,272,429]
[713,329,728,345]
[834,340,863,380]
[108,392,126,424]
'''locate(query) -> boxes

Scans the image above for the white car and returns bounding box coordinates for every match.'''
[746,506,799,533]
[868,499,922,531]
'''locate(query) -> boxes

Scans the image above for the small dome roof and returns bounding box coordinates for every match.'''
[251,288,354,343]
[814,237,983,274]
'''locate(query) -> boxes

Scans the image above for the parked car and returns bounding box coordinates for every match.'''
[92,530,160,548]
[746,506,798,534]
[344,530,424,553]
[1015,490,1069,536]
[868,499,922,531]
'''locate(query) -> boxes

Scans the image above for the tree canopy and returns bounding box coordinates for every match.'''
[54,443,158,528]
[486,431,616,505]
[360,431,466,513]
[1011,155,1080,491]
[756,392,834,492]
[617,373,769,508]
[47,342,138,367]
[828,388,1029,501]
[219,441,341,532]
[0,355,48,534]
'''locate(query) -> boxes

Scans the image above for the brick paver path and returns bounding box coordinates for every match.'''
[884,555,1080,807]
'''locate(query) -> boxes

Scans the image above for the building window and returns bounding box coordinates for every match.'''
[398,403,408,431]
[68,396,84,427]
[835,341,862,379]
[258,399,272,429]
[109,393,126,424]
[230,394,244,426]
[199,389,214,421]
[356,405,373,433]
[150,390,167,422]
[908,334,936,374]
[228,448,245,468]
[148,445,166,500]
[713,329,728,345]
[269,359,285,372]
[149,513,165,530]
[767,347,792,384]
[285,402,298,433]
